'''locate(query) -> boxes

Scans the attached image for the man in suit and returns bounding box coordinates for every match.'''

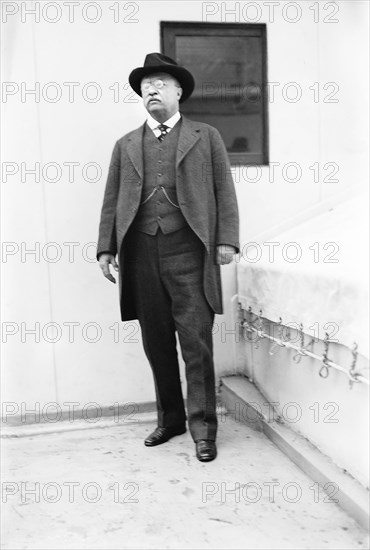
[97,53,239,462]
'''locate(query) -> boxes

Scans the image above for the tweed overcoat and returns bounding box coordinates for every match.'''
[97,115,239,321]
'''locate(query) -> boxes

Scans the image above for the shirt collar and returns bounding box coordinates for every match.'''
[146,111,181,130]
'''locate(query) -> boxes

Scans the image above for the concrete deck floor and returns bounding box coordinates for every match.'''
[1,413,369,550]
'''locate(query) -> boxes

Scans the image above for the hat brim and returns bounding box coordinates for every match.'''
[129,65,195,103]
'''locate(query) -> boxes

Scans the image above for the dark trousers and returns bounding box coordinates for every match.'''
[123,224,217,441]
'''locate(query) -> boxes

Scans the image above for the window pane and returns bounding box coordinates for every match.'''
[162,23,268,165]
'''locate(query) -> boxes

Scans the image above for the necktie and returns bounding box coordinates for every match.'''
[157,123,169,141]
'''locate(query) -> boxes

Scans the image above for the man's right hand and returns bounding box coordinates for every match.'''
[99,253,119,284]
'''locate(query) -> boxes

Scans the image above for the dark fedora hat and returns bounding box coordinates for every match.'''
[129,52,195,103]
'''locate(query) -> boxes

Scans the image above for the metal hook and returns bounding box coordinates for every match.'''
[240,317,253,340]
[284,325,291,343]
[319,332,331,378]
[348,342,359,389]
[239,303,249,338]
[293,323,305,363]
[292,325,314,364]
[254,309,265,349]
[240,306,258,345]
[269,318,285,355]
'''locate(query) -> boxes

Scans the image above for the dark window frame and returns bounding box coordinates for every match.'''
[161,21,269,166]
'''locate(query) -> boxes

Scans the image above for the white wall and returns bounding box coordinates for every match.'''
[229,1,369,486]
[2,1,368,419]
[234,320,369,487]
[233,0,368,244]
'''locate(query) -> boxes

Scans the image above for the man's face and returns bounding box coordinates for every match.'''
[141,72,182,121]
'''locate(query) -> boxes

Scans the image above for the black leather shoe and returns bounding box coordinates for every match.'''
[144,425,186,447]
[195,440,217,462]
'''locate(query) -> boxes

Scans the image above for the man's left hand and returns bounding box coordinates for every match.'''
[216,245,237,265]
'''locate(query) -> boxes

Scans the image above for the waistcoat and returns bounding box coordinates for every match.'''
[130,119,187,235]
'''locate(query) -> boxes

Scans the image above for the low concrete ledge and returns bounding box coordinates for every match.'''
[220,375,370,531]
[0,411,158,439]
[1,408,158,439]
[1,400,158,428]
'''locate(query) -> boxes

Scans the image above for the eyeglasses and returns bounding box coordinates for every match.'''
[141,79,181,92]
[141,79,168,92]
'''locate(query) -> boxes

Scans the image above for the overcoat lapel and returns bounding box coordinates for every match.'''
[126,124,145,179]
[176,116,201,167]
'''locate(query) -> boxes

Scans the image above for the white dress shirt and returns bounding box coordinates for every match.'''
[146,111,181,138]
